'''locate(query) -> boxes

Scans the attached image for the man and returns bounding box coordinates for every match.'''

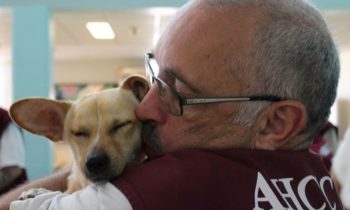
[0,107,27,195]
[3,0,343,209]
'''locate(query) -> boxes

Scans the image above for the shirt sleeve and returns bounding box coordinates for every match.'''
[0,123,25,168]
[10,182,133,210]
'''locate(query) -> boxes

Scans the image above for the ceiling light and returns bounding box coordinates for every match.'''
[86,22,115,40]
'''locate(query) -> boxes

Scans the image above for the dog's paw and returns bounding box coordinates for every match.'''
[19,188,52,200]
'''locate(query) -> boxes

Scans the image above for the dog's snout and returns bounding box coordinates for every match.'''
[86,153,110,174]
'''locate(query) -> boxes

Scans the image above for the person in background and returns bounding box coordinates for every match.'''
[310,121,339,170]
[0,107,27,195]
[332,126,350,209]
[1,0,345,209]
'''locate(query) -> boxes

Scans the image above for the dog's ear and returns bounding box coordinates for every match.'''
[121,75,150,101]
[10,98,71,142]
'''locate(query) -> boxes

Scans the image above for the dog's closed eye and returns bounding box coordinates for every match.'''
[71,130,90,139]
[109,121,132,135]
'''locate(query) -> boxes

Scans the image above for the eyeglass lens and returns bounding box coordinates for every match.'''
[154,78,182,115]
[146,56,182,116]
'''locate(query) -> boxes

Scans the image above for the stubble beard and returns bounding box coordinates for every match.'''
[142,122,164,156]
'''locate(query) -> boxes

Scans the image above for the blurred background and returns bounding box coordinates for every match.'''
[0,0,349,180]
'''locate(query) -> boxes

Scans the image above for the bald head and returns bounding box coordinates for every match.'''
[155,0,261,92]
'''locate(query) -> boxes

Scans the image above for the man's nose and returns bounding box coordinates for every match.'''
[135,85,166,123]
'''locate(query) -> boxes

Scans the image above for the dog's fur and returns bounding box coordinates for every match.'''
[10,75,149,194]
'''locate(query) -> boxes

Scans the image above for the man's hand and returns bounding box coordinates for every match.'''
[18,188,52,200]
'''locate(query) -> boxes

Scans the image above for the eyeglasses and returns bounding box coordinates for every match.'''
[145,53,283,116]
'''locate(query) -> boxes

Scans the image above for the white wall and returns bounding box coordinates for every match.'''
[0,60,12,109]
[334,49,350,138]
[338,50,350,99]
[54,58,144,84]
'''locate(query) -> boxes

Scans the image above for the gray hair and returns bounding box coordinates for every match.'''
[202,0,340,141]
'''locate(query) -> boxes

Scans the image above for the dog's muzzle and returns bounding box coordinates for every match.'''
[85,151,111,182]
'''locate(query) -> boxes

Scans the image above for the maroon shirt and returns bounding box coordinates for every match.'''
[0,107,11,137]
[113,149,343,210]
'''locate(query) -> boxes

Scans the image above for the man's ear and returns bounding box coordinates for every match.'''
[9,98,71,142]
[121,74,150,101]
[253,100,307,150]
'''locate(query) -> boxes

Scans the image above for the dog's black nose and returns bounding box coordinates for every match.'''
[86,153,110,174]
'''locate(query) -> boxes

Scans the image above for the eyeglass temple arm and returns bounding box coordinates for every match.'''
[183,96,283,105]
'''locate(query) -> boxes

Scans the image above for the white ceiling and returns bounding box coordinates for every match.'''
[0,8,176,63]
[53,9,176,61]
[0,8,349,63]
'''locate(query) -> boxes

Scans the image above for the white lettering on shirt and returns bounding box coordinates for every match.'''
[254,172,285,210]
[254,172,336,210]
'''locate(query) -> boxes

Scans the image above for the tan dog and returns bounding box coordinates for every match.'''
[10,75,149,194]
